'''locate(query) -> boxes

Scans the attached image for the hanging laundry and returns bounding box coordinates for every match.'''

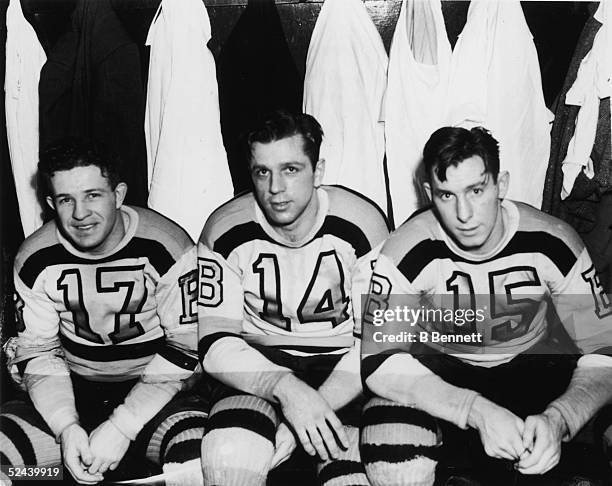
[303,0,388,215]
[560,1,610,200]
[5,0,46,237]
[384,0,451,225]
[38,0,148,206]
[449,0,553,210]
[542,1,610,276]
[145,0,233,241]
[385,0,552,225]
[216,0,302,195]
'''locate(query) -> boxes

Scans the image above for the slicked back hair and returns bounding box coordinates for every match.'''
[423,126,500,183]
[246,110,324,169]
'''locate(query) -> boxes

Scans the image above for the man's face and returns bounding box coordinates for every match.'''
[250,134,324,235]
[47,165,127,254]
[424,155,508,254]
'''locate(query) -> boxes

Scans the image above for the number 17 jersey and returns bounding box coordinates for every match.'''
[13,206,198,380]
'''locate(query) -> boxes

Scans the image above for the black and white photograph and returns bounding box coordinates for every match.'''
[0,0,610,485]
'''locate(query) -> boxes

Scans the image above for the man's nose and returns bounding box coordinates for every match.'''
[456,196,473,223]
[269,173,285,194]
[72,200,91,220]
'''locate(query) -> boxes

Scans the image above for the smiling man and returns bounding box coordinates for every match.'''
[197,110,389,485]
[1,138,204,484]
[360,127,612,485]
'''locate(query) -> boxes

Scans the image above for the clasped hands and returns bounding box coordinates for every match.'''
[60,420,131,484]
[468,396,568,475]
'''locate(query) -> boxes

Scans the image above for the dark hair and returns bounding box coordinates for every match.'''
[245,110,324,168]
[38,138,122,196]
[423,126,500,182]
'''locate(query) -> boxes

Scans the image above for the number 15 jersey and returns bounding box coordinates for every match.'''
[363,200,612,369]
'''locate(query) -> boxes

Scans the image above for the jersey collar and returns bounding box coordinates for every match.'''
[436,199,520,261]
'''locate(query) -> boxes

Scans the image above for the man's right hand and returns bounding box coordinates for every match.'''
[272,374,348,461]
[60,424,104,484]
[467,396,526,461]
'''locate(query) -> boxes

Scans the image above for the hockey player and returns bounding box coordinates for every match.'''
[360,126,612,485]
[1,139,203,484]
[197,110,389,485]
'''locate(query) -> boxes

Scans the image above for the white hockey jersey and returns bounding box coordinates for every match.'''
[303,0,388,214]
[145,0,234,241]
[5,0,46,236]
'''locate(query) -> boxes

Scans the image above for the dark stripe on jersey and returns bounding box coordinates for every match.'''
[160,416,207,461]
[19,238,176,288]
[397,240,447,283]
[198,332,242,359]
[268,344,347,354]
[0,416,37,465]
[398,231,577,283]
[213,222,276,259]
[363,406,437,434]
[164,438,202,463]
[159,346,199,371]
[318,460,364,484]
[315,216,372,258]
[361,443,442,464]
[329,184,391,230]
[205,409,276,442]
[361,352,400,383]
[61,336,164,362]
[592,346,612,357]
[0,452,11,466]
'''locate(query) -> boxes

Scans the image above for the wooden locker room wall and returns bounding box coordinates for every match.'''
[0,0,592,401]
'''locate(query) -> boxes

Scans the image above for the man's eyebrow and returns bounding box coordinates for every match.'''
[433,188,452,195]
[54,188,106,198]
[251,161,306,169]
[465,173,489,190]
[280,161,306,167]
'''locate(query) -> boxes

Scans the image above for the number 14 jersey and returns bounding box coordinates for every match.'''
[197,186,389,356]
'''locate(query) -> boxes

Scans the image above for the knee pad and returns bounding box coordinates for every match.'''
[317,426,369,486]
[201,395,279,486]
[0,402,60,467]
[361,398,439,486]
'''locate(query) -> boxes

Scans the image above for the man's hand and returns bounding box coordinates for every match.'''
[517,408,567,475]
[60,423,104,484]
[467,396,526,460]
[270,422,297,469]
[273,374,348,461]
[87,420,131,475]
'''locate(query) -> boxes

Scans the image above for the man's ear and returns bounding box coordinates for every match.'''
[314,158,325,188]
[423,181,432,201]
[497,171,509,199]
[114,183,128,208]
[46,196,55,211]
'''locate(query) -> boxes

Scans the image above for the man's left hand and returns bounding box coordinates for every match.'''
[87,420,131,475]
[517,408,567,475]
